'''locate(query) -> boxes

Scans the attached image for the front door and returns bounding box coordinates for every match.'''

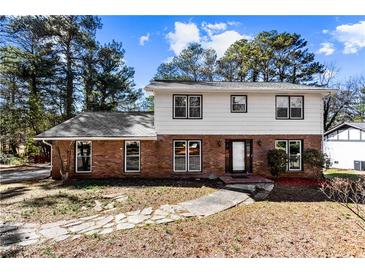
[232,141,245,172]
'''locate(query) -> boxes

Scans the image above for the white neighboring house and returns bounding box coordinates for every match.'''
[324,122,365,170]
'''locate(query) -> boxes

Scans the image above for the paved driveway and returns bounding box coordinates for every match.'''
[0,165,50,184]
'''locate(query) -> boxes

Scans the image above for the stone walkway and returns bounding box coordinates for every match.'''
[0,188,260,248]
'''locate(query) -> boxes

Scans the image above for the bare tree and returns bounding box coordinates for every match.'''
[321,178,365,230]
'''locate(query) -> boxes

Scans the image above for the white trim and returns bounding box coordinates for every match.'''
[173,140,187,172]
[187,140,202,172]
[75,141,92,173]
[288,140,302,171]
[34,136,157,141]
[124,140,140,173]
[173,140,202,172]
[324,122,365,136]
[147,87,336,96]
[290,96,304,119]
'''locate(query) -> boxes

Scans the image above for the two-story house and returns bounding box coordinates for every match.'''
[35,81,335,179]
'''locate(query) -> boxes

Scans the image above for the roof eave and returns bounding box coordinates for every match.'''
[34,136,158,141]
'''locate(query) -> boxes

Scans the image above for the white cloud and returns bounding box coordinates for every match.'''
[317,42,335,56]
[332,20,365,54]
[204,30,251,57]
[166,22,200,55]
[322,29,329,34]
[139,33,150,46]
[166,21,251,58]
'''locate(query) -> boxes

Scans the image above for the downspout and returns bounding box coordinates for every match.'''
[42,140,53,170]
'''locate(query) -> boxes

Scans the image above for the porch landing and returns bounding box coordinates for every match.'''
[219,175,274,200]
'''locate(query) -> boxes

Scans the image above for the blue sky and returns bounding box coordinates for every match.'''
[96,16,365,89]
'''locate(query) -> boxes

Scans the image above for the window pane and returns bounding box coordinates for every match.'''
[188,141,201,171]
[174,156,186,171]
[126,141,140,156]
[189,107,201,118]
[232,96,246,112]
[189,96,200,106]
[77,157,91,172]
[175,96,187,107]
[290,97,303,118]
[126,156,139,171]
[289,141,301,170]
[174,141,186,156]
[275,141,287,152]
[188,96,201,118]
[175,107,186,118]
[77,141,91,157]
[232,103,246,112]
[233,96,246,104]
[125,141,140,172]
[276,97,289,118]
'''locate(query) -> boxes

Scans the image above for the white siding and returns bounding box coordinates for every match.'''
[349,128,361,140]
[154,91,323,135]
[324,141,365,169]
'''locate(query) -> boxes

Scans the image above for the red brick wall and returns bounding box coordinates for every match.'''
[51,135,322,180]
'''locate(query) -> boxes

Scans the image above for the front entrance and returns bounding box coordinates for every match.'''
[226,140,252,173]
[232,141,245,172]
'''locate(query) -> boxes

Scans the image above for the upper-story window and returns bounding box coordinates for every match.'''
[173,95,202,119]
[231,95,247,113]
[276,95,304,120]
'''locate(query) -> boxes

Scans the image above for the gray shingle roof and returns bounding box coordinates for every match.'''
[324,122,365,135]
[35,112,156,139]
[145,80,335,92]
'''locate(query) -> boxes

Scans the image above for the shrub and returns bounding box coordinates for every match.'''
[303,149,330,168]
[267,149,288,177]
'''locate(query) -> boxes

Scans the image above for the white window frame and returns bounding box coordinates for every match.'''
[276,95,304,120]
[75,141,92,173]
[275,140,302,172]
[173,140,202,172]
[289,96,304,120]
[173,95,202,119]
[231,95,247,113]
[124,140,140,173]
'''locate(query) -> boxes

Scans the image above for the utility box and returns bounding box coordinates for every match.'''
[354,160,365,171]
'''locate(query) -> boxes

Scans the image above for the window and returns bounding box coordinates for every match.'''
[76,141,92,173]
[276,96,304,119]
[125,141,140,172]
[275,140,303,171]
[231,95,247,113]
[173,95,202,119]
[173,140,201,172]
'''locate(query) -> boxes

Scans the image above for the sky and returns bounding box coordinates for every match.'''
[96,16,365,90]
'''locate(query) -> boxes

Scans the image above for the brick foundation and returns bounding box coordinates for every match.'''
[51,134,322,180]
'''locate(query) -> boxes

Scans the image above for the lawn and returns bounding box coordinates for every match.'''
[324,168,365,181]
[2,180,365,258]
[0,178,216,224]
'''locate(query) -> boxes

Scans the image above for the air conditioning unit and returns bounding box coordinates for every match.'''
[354,161,365,171]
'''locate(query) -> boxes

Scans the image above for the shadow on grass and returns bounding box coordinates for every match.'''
[0,186,30,201]
[21,193,82,208]
[266,184,330,202]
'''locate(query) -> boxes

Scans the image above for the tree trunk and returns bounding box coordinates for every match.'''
[65,40,74,119]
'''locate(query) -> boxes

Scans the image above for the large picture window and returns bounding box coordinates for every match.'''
[173,95,202,119]
[125,141,140,172]
[275,140,303,171]
[76,141,92,173]
[173,140,201,172]
[231,95,247,113]
[276,95,304,119]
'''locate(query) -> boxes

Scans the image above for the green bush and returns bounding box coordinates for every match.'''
[303,149,330,169]
[267,149,288,177]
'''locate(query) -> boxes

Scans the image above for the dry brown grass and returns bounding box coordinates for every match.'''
[3,184,365,258]
[0,178,216,224]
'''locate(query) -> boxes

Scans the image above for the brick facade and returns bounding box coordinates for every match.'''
[51,134,322,180]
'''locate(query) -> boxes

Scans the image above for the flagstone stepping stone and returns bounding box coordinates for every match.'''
[22,223,39,229]
[84,229,100,236]
[41,220,67,229]
[63,220,83,228]
[79,224,104,234]
[39,226,68,239]
[105,202,115,210]
[169,214,181,221]
[54,234,70,242]
[98,228,114,235]
[116,223,135,230]
[80,215,99,221]
[144,220,155,225]
[94,200,103,212]
[155,218,174,224]
[18,239,39,246]
[103,223,115,228]
[126,209,141,216]
[0,225,19,233]
[95,215,114,226]
[68,222,94,233]
[153,209,169,216]
[150,215,165,221]
[115,213,126,222]
[113,194,128,202]
[127,215,150,224]
[159,204,175,213]
[141,207,153,215]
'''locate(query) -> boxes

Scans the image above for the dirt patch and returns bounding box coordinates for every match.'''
[4,184,365,258]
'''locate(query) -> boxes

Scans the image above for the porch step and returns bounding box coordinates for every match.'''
[219,175,273,185]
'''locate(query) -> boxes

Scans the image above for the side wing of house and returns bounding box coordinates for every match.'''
[324,123,365,169]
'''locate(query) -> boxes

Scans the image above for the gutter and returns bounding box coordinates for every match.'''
[34,136,158,141]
